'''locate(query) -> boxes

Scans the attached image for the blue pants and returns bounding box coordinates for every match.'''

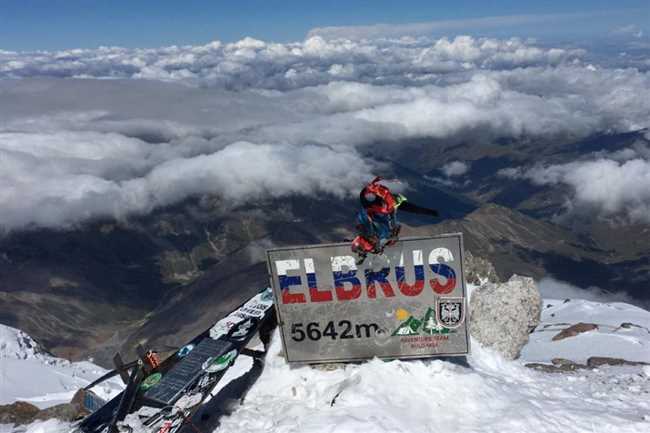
[357,209,396,244]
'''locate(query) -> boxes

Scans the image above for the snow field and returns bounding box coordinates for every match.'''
[2,298,649,433]
[215,299,650,433]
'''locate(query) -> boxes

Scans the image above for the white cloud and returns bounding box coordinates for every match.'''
[538,276,644,307]
[500,135,650,223]
[1,35,650,229]
[324,67,650,142]
[594,139,650,161]
[497,167,522,178]
[611,24,644,39]
[535,159,650,222]
[441,161,469,177]
[0,138,373,229]
[137,142,372,206]
[0,36,584,88]
[307,12,609,40]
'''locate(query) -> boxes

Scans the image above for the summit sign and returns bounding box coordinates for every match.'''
[267,234,470,364]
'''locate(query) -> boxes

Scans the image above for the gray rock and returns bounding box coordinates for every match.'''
[36,389,89,422]
[36,402,83,423]
[463,250,500,285]
[469,275,542,360]
[0,389,91,425]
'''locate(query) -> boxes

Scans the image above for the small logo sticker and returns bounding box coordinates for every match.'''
[177,344,194,358]
[437,297,465,329]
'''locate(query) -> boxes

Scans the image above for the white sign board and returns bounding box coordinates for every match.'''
[266,234,470,364]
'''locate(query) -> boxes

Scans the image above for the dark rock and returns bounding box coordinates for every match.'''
[526,357,649,374]
[551,358,576,366]
[587,357,649,368]
[552,323,598,341]
[525,361,586,373]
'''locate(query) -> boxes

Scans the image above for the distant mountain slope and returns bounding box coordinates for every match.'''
[2,127,650,365]
[404,203,649,302]
[3,199,649,366]
[0,194,360,365]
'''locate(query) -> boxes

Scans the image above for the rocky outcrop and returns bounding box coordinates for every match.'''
[0,401,40,425]
[463,250,500,285]
[526,356,649,373]
[0,389,89,425]
[586,357,649,368]
[551,323,598,341]
[469,275,542,360]
[526,358,586,373]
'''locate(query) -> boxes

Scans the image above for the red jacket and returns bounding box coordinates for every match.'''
[360,177,397,217]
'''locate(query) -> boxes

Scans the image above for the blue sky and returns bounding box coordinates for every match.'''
[0,0,648,50]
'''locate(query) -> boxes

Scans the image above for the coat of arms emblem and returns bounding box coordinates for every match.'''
[437,297,465,329]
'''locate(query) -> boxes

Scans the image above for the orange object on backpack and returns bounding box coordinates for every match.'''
[144,351,161,369]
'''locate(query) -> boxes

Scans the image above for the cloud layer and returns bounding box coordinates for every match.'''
[0,36,584,89]
[537,276,646,308]
[308,12,611,41]
[500,133,650,223]
[0,136,371,228]
[1,36,650,229]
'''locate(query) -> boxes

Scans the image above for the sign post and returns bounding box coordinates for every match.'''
[266,234,470,364]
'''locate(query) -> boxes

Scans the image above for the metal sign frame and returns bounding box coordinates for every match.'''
[267,233,470,364]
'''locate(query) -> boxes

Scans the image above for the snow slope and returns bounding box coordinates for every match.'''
[0,419,70,433]
[0,324,123,409]
[3,299,650,433]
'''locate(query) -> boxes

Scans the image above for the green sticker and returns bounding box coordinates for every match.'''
[140,372,162,391]
[202,350,238,373]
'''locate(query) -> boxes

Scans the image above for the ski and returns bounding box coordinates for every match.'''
[82,359,139,391]
[107,361,144,433]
